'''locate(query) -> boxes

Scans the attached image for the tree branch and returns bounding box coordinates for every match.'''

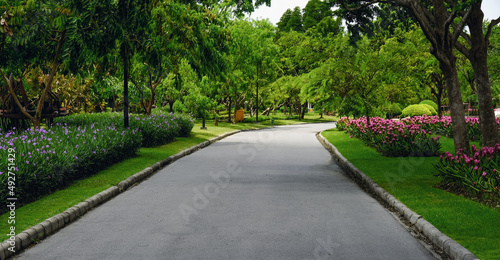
[0,71,35,121]
[454,41,471,60]
[340,0,388,12]
[452,6,473,43]
[485,16,500,43]
[36,30,66,122]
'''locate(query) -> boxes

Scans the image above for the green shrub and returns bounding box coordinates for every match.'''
[385,103,402,118]
[419,100,438,112]
[172,100,187,113]
[420,104,437,116]
[391,103,402,116]
[401,104,432,117]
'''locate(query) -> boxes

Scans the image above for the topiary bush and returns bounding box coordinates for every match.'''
[419,100,439,111]
[401,104,432,117]
[420,104,437,116]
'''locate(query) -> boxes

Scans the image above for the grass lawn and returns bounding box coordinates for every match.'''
[322,129,500,260]
[0,115,334,241]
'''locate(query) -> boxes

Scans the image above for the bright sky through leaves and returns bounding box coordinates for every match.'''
[249,0,500,26]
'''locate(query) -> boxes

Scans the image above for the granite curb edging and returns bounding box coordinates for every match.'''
[0,129,251,259]
[316,132,479,260]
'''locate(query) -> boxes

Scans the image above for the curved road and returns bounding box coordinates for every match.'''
[16,123,435,260]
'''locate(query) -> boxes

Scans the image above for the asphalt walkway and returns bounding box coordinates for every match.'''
[15,123,435,260]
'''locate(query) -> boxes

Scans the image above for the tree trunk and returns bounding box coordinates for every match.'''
[436,89,443,118]
[364,100,371,126]
[169,100,174,112]
[123,55,130,128]
[467,3,499,147]
[262,105,273,116]
[227,97,232,123]
[300,102,307,120]
[412,0,470,154]
[440,59,470,154]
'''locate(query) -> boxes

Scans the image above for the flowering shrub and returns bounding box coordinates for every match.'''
[0,112,194,212]
[0,125,142,211]
[337,117,441,157]
[55,112,195,147]
[401,115,491,141]
[434,145,500,198]
[129,113,194,147]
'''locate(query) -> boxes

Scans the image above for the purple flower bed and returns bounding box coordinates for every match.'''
[0,112,195,212]
[0,124,142,211]
[56,112,194,147]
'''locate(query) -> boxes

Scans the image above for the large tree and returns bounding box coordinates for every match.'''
[334,0,484,153]
[303,0,333,31]
[0,0,113,128]
[453,0,500,147]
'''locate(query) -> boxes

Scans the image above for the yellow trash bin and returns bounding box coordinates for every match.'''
[235,109,245,122]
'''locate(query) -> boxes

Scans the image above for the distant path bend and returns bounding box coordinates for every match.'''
[16,123,435,260]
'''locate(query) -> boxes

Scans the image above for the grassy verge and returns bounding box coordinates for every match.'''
[322,129,500,260]
[0,117,333,240]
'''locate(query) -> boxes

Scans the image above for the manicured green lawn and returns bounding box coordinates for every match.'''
[0,116,333,241]
[322,129,500,260]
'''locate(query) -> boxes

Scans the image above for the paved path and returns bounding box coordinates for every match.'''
[16,123,435,260]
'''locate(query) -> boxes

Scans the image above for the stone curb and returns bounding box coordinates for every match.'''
[316,132,479,260]
[1,129,250,259]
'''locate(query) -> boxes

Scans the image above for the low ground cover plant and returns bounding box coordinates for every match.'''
[337,117,441,157]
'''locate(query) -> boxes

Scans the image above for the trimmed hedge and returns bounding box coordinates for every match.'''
[401,104,432,117]
[419,100,439,112]
[420,104,437,116]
